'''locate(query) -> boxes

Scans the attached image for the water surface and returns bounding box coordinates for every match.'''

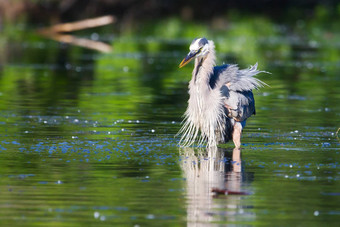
[0,19,339,226]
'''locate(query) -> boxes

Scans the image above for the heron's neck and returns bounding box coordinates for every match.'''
[192,42,216,86]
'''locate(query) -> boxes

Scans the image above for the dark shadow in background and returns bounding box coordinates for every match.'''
[1,0,340,26]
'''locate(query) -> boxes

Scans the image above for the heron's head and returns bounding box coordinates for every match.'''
[179,37,209,68]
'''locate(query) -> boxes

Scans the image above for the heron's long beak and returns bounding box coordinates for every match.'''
[179,51,198,68]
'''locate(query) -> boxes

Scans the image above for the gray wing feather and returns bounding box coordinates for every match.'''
[213,63,267,92]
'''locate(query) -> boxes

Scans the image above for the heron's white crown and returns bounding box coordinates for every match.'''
[189,37,210,57]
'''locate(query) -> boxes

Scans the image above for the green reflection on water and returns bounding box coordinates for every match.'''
[0,13,339,226]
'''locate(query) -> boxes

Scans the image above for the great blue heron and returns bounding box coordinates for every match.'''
[178,37,267,148]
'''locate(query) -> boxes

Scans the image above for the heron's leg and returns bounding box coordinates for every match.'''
[232,147,241,173]
[232,122,243,149]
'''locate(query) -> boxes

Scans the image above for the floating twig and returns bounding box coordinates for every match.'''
[40,33,112,53]
[40,15,116,33]
[37,15,116,53]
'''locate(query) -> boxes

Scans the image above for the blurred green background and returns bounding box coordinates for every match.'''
[0,0,339,226]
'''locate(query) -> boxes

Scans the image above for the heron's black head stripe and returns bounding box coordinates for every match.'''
[198,38,208,47]
[191,37,208,47]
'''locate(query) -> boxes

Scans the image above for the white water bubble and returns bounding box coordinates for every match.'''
[65,63,72,70]
[146,214,155,219]
[91,33,99,41]
[123,66,129,72]
[94,211,100,219]
[309,40,318,48]
[306,62,314,69]
[147,58,154,64]
[100,215,106,221]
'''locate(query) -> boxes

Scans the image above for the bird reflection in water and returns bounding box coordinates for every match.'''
[179,147,254,225]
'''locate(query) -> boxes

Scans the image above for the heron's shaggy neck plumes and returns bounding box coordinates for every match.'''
[192,44,215,83]
[179,41,227,147]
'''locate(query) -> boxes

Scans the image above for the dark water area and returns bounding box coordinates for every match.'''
[0,15,340,226]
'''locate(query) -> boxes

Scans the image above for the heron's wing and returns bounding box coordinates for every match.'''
[223,90,256,122]
[213,63,267,92]
[212,63,266,121]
